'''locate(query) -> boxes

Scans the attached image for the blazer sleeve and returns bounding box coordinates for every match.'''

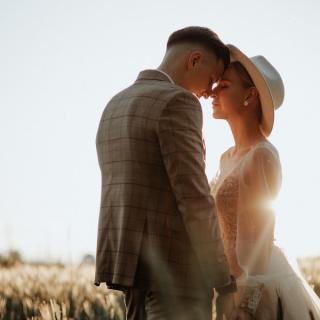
[158,90,231,288]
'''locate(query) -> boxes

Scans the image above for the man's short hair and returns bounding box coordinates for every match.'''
[167,26,230,69]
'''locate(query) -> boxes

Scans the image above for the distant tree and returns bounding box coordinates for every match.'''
[8,250,22,262]
[0,253,5,266]
[0,250,23,267]
[7,250,23,266]
[81,253,95,265]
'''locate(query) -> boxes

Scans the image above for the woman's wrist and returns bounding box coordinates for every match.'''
[215,275,237,295]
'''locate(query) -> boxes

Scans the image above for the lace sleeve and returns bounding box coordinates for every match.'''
[236,143,282,277]
[235,143,282,315]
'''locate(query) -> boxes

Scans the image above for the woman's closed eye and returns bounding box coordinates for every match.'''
[219,81,230,89]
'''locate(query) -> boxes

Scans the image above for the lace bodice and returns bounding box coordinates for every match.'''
[213,175,243,277]
[211,140,282,278]
[212,142,320,320]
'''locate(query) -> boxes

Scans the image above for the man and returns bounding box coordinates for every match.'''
[95,26,246,319]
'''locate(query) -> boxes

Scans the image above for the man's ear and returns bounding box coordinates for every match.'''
[186,51,202,70]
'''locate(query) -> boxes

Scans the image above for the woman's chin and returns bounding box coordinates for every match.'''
[212,111,224,119]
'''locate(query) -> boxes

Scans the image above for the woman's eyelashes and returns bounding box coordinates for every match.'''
[219,80,230,89]
[214,80,230,91]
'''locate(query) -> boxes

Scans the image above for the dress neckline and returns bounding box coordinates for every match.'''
[213,139,270,196]
[227,139,269,160]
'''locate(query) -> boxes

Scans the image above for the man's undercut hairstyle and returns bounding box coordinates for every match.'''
[167,26,230,69]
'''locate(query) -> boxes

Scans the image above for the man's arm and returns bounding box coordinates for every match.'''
[158,90,233,289]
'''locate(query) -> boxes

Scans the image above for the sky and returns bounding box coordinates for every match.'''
[1,0,319,263]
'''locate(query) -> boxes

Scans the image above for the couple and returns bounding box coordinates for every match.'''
[94,27,320,319]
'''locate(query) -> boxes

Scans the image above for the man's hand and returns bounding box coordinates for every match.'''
[229,307,252,320]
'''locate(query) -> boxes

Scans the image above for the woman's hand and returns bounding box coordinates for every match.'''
[229,307,252,320]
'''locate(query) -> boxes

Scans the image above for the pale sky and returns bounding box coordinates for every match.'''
[1,0,319,262]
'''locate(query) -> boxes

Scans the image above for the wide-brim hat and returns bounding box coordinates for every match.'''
[227,44,285,137]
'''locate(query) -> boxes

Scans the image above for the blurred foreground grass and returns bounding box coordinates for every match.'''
[0,263,124,320]
[0,257,320,319]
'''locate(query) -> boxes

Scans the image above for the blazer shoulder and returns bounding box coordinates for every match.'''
[102,79,200,121]
[158,84,201,111]
[134,74,200,105]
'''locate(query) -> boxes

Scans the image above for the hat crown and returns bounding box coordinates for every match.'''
[250,55,285,110]
[227,44,285,137]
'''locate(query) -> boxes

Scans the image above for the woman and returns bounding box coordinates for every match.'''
[210,45,320,319]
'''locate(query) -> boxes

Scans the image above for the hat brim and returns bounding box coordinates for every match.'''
[227,44,274,137]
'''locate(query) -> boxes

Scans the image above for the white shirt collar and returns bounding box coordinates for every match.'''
[156,69,175,84]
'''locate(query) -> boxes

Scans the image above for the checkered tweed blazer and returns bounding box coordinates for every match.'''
[95,70,230,296]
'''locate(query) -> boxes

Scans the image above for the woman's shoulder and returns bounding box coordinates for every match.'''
[243,140,282,194]
[218,147,236,169]
[243,140,282,183]
[249,140,280,162]
[220,146,235,161]
[220,140,279,162]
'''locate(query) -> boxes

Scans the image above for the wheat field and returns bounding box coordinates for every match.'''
[0,263,125,320]
[0,258,320,320]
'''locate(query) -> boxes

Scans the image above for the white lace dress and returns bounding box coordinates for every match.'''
[211,140,320,319]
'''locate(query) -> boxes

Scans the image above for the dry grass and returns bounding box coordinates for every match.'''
[0,258,320,320]
[0,263,124,320]
[298,256,320,297]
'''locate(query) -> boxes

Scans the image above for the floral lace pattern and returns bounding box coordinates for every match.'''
[212,143,320,319]
[214,175,243,277]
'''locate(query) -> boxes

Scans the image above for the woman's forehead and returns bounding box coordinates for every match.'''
[221,66,238,81]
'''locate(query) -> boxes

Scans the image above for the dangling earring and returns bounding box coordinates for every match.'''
[244,100,249,106]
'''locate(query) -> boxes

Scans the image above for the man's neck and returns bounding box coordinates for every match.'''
[156,69,174,84]
[157,65,187,91]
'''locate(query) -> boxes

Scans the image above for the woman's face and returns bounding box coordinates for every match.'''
[210,65,249,120]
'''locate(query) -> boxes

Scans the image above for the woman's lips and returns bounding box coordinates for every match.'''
[212,103,220,108]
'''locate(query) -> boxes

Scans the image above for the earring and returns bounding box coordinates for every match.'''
[244,101,249,106]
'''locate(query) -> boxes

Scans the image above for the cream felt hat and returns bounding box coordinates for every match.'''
[228,44,285,137]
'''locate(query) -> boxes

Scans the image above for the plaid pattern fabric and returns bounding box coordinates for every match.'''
[95,70,230,296]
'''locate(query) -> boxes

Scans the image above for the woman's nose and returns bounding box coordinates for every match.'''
[210,86,219,98]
